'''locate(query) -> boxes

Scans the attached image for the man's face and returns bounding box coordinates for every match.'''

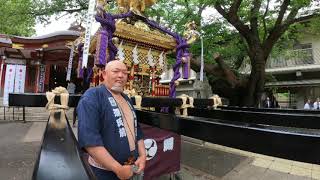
[103,63,128,92]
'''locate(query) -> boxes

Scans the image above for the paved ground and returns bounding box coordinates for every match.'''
[0,121,319,180]
[0,122,40,180]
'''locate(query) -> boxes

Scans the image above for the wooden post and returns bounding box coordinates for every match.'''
[129,64,135,90]
[151,67,156,96]
[23,106,26,123]
[34,64,40,93]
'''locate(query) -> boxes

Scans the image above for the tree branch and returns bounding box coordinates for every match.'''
[274,0,290,27]
[214,2,250,41]
[250,0,262,37]
[263,24,288,58]
[75,0,85,8]
[284,7,300,24]
[262,0,270,41]
[229,0,242,15]
[213,53,240,87]
[263,1,293,54]
[265,9,320,55]
[30,7,88,17]
[190,54,240,88]
[292,12,320,24]
[198,3,207,16]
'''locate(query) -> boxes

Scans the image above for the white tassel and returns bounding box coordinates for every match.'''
[132,45,139,65]
[117,41,125,62]
[147,48,155,67]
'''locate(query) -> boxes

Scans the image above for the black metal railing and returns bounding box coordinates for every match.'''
[8,92,320,180]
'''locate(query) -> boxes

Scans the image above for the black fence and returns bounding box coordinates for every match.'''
[188,108,320,129]
[8,93,320,180]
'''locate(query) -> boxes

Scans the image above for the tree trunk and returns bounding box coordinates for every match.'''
[189,52,267,107]
[243,52,266,107]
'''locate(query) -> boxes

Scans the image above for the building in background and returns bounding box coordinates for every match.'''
[0,30,80,98]
[265,34,320,109]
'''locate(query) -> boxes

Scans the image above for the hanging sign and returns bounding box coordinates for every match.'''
[82,0,96,68]
[3,64,16,106]
[66,48,74,81]
[14,65,26,93]
[38,65,46,93]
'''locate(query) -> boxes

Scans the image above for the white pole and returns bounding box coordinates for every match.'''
[200,36,204,81]
[82,0,97,68]
[0,61,3,95]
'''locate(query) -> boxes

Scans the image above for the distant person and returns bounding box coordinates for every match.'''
[264,97,272,108]
[67,80,76,94]
[271,95,279,108]
[304,99,312,110]
[314,98,320,110]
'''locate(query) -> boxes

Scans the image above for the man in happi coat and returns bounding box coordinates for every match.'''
[77,60,146,180]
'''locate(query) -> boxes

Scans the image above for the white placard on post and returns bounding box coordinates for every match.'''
[3,64,16,106]
[82,0,97,68]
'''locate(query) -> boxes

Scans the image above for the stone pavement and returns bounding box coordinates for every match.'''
[0,121,318,180]
[0,122,40,180]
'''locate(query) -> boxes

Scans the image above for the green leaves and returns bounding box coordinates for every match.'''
[0,0,35,36]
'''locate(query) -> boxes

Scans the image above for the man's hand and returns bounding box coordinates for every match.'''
[134,155,146,174]
[114,164,133,180]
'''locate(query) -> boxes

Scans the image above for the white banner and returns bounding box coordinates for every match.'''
[3,64,16,106]
[66,48,74,81]
[82,0,96,68]
[14,65,26,93]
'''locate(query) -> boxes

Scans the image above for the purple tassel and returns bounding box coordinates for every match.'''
[183,52,190,79]
[98,30,108,65]
[77,43,84,78]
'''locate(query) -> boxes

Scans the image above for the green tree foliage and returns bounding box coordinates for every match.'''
[31,0,89,24]
[212,0,320,106]
[0,0,35,36]
[146,0,247,68]
[147,0,319,106]
[16,0,320,106]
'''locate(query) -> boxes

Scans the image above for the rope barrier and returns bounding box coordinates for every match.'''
[45,87,69,129]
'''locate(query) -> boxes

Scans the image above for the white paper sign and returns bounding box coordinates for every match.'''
[163,137,174,152]
[3,64,16,106]
[66,48,74,81]
[82,0,96,68]
[14,65,26,93]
